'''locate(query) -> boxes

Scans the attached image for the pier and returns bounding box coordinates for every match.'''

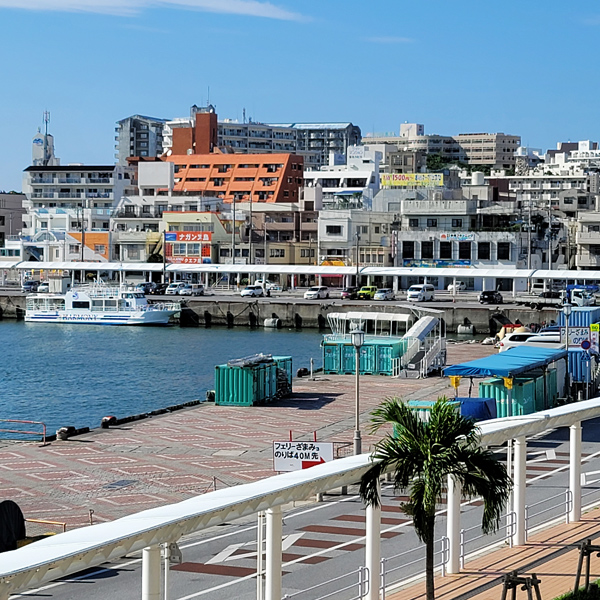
[0,289,557,333]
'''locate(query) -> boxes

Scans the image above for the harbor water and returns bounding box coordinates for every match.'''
[0,322,323,435]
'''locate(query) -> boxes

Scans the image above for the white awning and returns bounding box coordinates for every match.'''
[328,311,413,323]
[16,262,166,272]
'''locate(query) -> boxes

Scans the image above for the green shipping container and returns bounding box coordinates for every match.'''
[479,378,507,418]
[322,344,341,374]
[214,361,277,406]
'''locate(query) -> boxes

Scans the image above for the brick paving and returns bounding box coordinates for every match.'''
[0,342,493,528]
[388,512,600,600]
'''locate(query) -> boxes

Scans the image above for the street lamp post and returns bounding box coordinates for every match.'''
[563,302,572,399]
[351,328,365,455]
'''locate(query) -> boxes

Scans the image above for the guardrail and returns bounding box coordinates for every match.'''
[283,566,369,600]
[0,419,47,444]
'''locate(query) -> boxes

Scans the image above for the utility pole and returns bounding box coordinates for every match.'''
[527,199,532,270]
[249,199,253,266]
[355,231,361,287]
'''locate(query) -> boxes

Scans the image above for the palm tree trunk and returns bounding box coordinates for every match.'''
[425,517,436,600]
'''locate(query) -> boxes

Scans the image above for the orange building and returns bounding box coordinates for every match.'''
[164,153,303,204]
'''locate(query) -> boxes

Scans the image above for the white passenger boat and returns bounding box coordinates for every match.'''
[25,283,181,325]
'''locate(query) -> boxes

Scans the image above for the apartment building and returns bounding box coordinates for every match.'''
[364,124,520,169]
[115,115,168,165]
[19,164,134,261]
[164,153,303,204]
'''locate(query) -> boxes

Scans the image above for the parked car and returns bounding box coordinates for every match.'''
[136,282,157,295]
[340,287,359,300]
[179,284,205,296]
[407,284,435,302]
[498,331,561,352]
[148,283,169,295]
[36,282,50,293]
[447,281,467,292]
[304,286,329,300]
[357,286,378,300]
[374,288,395,301]
[255,279,275,291]
[539,290,562,299]
[21,281,39,293]
[241,284,264,298]
[479,290,503,304]
[165,282,187,295]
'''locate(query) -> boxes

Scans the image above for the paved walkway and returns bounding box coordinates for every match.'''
[0,342,492,529]
[388,512,600,600]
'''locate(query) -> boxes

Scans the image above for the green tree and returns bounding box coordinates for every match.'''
[426,153,445,171]
[359,397,511,600]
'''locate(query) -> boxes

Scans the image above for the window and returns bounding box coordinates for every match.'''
[452,219,463,228]
[69,244,79,254]
[440,241,452,259]
[270,248,285,258]
[173,243,186,255]
[326,225,343,236]
[72,301,90,309]
[402,241,415,259]
[374,226,380,234]
[426,218,437,228]
[498,242,510,261]
[187,243,200,255]
[564,197,574,205]
[478,242,491,260]
[40,221,48,228]
[301,249,315,258]
[409,218,419,228]
[94,244,106,254]
[459,242,471,260]
[421,241,434,259]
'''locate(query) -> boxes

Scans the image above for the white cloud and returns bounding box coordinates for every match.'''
[0,0,305,20]
[364,36,413,44]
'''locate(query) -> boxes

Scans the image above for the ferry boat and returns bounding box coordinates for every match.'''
[25,283,181,325]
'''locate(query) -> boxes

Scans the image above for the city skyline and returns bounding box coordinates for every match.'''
[2,0,600,191]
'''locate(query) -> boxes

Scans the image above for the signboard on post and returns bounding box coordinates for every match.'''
[561,327,593,348]
[591,324,599,353]
[273,441,334,472]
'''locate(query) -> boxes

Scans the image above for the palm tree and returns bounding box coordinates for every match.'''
[360,397,512,600]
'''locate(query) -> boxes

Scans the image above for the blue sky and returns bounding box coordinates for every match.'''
[1,0,600,191]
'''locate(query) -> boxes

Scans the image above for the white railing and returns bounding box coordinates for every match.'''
[380,536,448,600]
[460,512,516,570]
[420,337,444,378]
[524,490,571,541]
[282,567,369,600]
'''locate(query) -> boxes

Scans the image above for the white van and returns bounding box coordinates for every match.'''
[407,284,435,302]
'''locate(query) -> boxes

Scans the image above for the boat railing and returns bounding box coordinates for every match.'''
[146,302,181,312]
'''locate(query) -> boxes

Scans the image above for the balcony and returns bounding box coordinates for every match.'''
[31,178,54,184]
[576,231,600,244]
[87,178,111,184]
[32,193,56,199]
[58,193,82,199]
[57,178,82,184]
[576,253,600,269]
[86,192,112,199]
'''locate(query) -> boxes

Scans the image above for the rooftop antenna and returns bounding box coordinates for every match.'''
[207,86,210,106]
[43,110,50,166]
[243,108,246,124]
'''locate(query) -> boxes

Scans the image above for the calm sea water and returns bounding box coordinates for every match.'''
[0,322,323,434]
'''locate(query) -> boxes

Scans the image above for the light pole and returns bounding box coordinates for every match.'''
[355,232,361,287]
[351,327,365,455]
[563,302,572,399]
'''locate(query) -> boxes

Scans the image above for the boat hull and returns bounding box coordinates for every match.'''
[24,309,178,326]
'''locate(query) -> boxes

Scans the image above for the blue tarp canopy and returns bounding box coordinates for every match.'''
[443,347,568,379]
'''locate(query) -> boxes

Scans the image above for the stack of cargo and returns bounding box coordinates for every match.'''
[214,354,293,406]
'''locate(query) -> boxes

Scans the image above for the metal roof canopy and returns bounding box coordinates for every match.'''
[2,398,600,596]
[327,311,413,323]
[443,346,567,379]
[16,262,166,272]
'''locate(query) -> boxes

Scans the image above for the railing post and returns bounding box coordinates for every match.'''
[570,422,582,522]
[513,436,527,546]
[524,505,529,542]
[265,506,282,600]
[566,489,573,524]
[365,481,381,600]
[459,529,465,570]
[380,558,387,600]
[141,545,161,600]
[446,475,461,574]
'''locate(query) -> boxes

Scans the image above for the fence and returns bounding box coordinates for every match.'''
[286,484,600,600]
[0,419,47,444]
[283,567,369,600]
[25,519,67,537]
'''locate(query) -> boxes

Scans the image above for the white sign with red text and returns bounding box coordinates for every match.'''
[273,441,334,472]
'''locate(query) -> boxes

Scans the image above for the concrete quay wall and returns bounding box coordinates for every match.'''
[180,299,554,334]
[0,293,555,333]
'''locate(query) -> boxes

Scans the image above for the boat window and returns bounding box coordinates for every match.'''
[135,293,144,298]
[72,301,90,309]
[92,300,104,312]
